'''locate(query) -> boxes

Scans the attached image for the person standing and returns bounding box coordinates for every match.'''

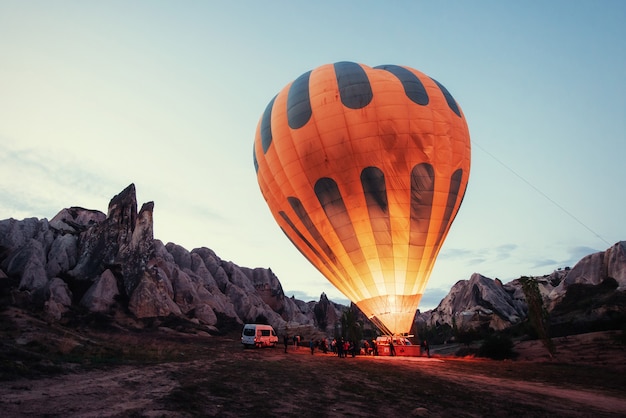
[283,334,289,353]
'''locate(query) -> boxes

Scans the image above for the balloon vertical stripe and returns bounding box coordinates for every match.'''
[288,196,339,265]
[375,65,429,106]
[260,96,276,153]
[431,78,461,117]
[277,211,360,300]
[286,196,361,300]
[314,177,371,278]
[287,71,312,129]
[334,61,373,109]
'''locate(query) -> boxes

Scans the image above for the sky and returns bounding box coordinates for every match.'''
[1,1,625,310]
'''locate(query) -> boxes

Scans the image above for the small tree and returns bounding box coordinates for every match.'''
[520,276,556,357]
[341,306,363,343]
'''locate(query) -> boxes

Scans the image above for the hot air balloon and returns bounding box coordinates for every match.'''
[253,61,470,335]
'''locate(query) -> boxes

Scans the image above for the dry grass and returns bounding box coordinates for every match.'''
[1,307,625,417]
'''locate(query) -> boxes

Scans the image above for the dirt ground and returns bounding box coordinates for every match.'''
[0,309,625,417]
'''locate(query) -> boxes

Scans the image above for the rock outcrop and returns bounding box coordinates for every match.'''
[417,242,626,334]
[426,273,527,331]
[0,184,341,335]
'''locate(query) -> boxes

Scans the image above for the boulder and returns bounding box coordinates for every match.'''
[549,241,626,308]
[427,273,526,331]
[80,269,119,313]
[193,304,218,326]
[606,241,626,289]
[0,217,54,251]
[129,269,181,318]
[49,207,106,233]
[43,277,73,320]
[3,238,48,291]
[46,233,78,278]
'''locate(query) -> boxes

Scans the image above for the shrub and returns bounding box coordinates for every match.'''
[477,334,516,360]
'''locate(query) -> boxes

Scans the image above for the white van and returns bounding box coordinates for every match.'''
[241,324,279,348]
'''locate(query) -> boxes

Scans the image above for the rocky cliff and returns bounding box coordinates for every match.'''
[416,242,626,335]
[0,184,344,336]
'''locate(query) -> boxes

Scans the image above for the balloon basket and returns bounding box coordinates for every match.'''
[377,344,422,357]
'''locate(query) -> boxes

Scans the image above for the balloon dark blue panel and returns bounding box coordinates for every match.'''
[279,210,325,262]
[287,197,352,283]
[334,61,373,109]
[375,65,429,106]
[279,215,349,292]
[361,166,388,213]
[433,168,464,251]
[315,177,359,253]
[409,163,435,245]
[361,167,393,256]
[430,78,461,117]
[288,196,338,264]
[253,145,258,173]
[315,177,344,208]
[261,95,276,153]
[287,71,312,129]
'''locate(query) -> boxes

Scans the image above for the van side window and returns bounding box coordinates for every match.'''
[261,330,270,337]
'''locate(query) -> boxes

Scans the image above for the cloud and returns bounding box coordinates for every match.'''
[0,143,121,218]
[420,287,449,311]
[530,258,559,269]
[438,247,474,260]
[439,243,519,270]
[527,245,605,274]
[467,256,487,266]
[569,245,602,258]
[562,245,603,268]
[441,243,518,264]
[494,243,518,260]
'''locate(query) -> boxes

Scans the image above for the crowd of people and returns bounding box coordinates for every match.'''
[283,334,431,357]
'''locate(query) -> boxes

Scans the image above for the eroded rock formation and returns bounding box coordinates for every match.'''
[417,242,626,334]
[1,184,623,337]
[0,184,339,335]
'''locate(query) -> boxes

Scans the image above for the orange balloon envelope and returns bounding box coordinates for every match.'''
[253,62,471,335]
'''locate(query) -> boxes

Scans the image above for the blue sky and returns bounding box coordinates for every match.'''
[1,1,624,310]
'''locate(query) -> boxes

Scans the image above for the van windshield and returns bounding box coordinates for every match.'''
[243,329,255,336]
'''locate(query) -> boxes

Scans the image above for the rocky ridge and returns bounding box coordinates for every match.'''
[1,184,624,337]
[0,184,343,337]
[417,242,626,335]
